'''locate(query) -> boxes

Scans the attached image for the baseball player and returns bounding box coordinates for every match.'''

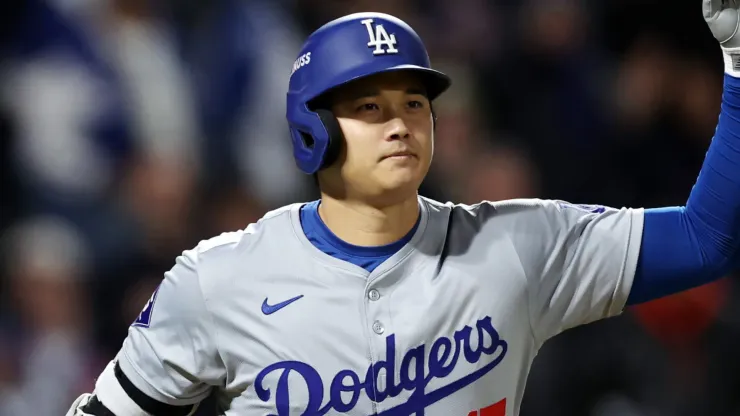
[68,2,740,415]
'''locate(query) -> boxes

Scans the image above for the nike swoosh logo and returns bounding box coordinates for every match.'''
[261,295,304,315]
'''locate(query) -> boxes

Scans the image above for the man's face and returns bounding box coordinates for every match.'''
[318,71,434,205]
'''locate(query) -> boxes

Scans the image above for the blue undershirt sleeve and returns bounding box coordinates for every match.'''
[627,73,740,305]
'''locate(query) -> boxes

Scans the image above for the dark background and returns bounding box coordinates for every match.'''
[0,1,738,415]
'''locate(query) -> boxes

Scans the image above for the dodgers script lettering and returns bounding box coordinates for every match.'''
[255,316,508,415]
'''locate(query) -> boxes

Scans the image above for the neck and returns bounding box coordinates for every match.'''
[317,193,420,247]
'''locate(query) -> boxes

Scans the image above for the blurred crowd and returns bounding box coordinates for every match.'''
[0,1,738,415]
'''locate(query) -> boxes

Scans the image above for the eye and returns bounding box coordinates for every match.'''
[408,100,425,109]
[356,103,379,112]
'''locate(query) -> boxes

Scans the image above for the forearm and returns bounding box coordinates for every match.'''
[628,74,740,305]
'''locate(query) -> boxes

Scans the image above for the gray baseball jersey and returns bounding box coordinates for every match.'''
[115,196,644,415]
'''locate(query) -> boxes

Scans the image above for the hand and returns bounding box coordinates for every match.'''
[65,393,94,416]
[704,0,740,74]
[705,0,740,47]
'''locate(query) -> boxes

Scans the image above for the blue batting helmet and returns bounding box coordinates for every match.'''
[286,12,452,174]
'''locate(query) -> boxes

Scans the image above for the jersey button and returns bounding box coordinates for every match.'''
[372,320,385,335]
[368,289,380,301]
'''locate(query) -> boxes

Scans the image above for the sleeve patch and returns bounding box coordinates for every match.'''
[132,284,161,328]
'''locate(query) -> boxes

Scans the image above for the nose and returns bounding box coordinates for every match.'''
[385,117,410,141]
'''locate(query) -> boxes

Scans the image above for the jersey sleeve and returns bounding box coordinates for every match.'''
[114,247,225,407]
[506,199,644,344]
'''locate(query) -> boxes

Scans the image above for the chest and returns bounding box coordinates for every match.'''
[214,249,532,415]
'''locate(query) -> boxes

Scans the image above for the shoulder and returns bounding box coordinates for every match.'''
[450,198,621,219]
[423,195,553,212]
[451,198,608,214]
[195,203,299,258]
[424,196,634,234]
[186,203,302,285]
[423,197,558,224]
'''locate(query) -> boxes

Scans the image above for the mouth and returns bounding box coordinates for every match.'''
[381,151,417,161]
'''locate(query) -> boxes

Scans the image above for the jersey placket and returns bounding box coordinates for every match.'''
[363,275,394,412]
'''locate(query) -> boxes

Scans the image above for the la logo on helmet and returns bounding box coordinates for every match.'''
[361,18,399,55]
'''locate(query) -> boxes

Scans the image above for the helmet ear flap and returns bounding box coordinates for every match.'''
[314,109,344,170]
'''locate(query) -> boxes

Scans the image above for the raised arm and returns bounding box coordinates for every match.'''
[627,1,740,304]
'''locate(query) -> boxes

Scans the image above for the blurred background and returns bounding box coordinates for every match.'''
[0,0,738,415]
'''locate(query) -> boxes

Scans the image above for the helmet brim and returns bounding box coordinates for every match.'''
[307,64,451,108]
